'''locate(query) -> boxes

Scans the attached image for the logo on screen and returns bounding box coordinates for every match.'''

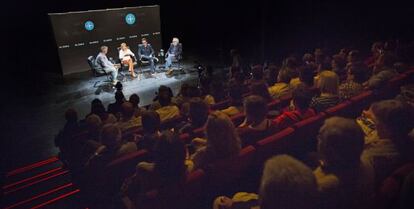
[84,20,95,31]
[125,13,136,25]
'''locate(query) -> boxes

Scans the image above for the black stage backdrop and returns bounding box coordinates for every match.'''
[49,5,161,75]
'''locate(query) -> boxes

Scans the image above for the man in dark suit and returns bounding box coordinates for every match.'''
[138,38,158,73]
[165,37,182,69]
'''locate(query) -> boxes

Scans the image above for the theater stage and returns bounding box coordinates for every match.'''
[2,61,206,171]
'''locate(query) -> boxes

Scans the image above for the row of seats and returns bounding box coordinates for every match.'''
[78,68,414,209]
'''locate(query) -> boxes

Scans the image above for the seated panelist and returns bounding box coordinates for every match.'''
[165,37,182,70]
[119,43,136,78]
[95,46,118,84]
[138,38,158,74]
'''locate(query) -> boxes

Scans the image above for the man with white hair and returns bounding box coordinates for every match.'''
[95,46,119,84]
[164,37,182,70]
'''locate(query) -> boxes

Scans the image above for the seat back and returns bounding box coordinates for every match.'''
[324,100,353,118]
[255,127,295,164]
[87,55,105,75]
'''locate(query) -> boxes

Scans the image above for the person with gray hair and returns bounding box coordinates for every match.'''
[315,117,375,209]
[164,37,182,70]
[95,45,119,84]
[213,155,317,209]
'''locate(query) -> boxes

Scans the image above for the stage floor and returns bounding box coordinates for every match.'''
[2,61,203,171]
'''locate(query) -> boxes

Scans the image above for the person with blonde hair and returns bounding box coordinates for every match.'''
[310,70,340,112]
[119,43,137,78]
[190,111,241,170]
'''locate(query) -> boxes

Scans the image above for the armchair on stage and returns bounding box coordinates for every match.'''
[87,56,113,87]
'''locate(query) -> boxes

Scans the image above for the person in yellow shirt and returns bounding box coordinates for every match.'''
[220,83,244,117]
[155,92,180,122]
[268,69,291,99]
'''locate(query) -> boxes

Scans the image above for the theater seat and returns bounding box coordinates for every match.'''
[290,113,327,157]
[210,99,231,110]
[324,100,353,118]
[203,146,256,196]
[376,163,414,209]
[255,127,295,164]
[231,113,246,126]
[348,90,375,115]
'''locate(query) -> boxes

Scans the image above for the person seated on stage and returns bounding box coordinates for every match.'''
[136,110,161,152]
[310,70,341,112]
[116,102,141,131]
[213,155,317,209]
[95,45,119,85]
[107,91,126,119]
[119,43,137,78]
[273,84,316,129]
[155,91,180,122]
[138,38,158,74]
[237,95,278,146]
[129,94,145,118]
[315,117,375,209]
[268,68,292,99]
[220,82,244,117]
[178,97,209,135]
[164,37,183,70]
[190,111,241,171]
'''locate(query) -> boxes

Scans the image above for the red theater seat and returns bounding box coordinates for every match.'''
[210,99,231,110]
[255,127,295,163]
[324,100,353,118]
[376,163,414,209]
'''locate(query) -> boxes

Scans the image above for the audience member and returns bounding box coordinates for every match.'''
[290,64,316,89]
[137,110,161,152]
[190,111,241,170]
[331,54,347,82]
[107,91,126,117]
[129,94,145,117]
[315,117,374,209]
[339,63,365,99]
[213,155,317,209]
[250,82,272,102]
[220,83,244,117]
[273,85,316,129]
[237,96,277,146]
[310,70,340,112]
[366,52,398,89]
[155,92,180,122]
[268,68,291,99]
[178,98,209,134]
[362,100,414,185]
[121,130,188,209]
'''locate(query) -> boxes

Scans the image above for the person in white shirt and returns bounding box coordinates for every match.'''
[119,43,137,78]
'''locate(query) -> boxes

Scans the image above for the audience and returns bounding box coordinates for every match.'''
[121,130,188,209]
[129,94,145,117]
[237,95,277,146]
[315,117,374,209]
[361,100,414,185]
[273,85,316,129]
[220,83,244,117]
[339,63,366,99]
[290,64,316,89]
[250,82,272,102]
[366,52,398,89]
[116,102,141,131]
[155,92,180,122]
[55,41,413,209]
[136,110,161,151]
[178,98,209,134]
[108,91,126,117]
[213,155,317,209]
[86,124,137,168]
[190,111,241,170]
[268,68,291,99]
[310,70,340,112]
[331,54,347,82]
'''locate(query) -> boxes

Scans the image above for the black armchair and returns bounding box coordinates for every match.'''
[87,56,113,87]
